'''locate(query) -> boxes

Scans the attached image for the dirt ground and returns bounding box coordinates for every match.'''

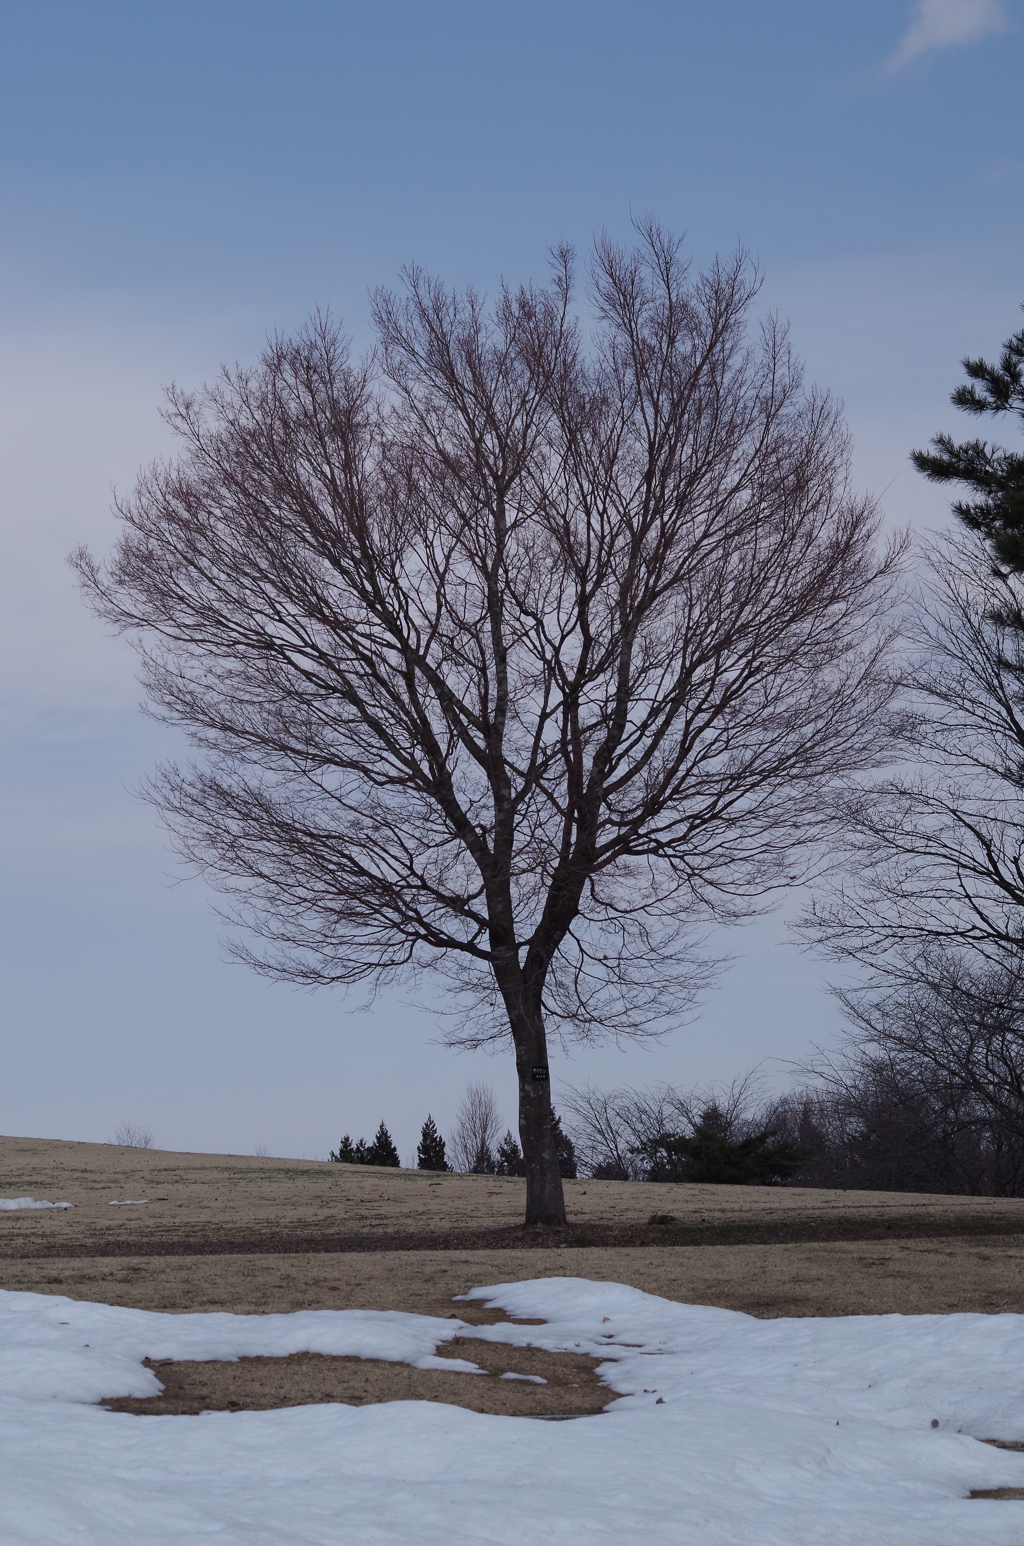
[7,1132,1024,1418]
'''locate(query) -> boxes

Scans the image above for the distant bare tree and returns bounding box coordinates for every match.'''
[803,533,1024,1186]
[560,1085,645,1179]
[75,223,900,1223]
[449,1082,503,1173]
[562,1074,764,1179]
[798,951,1024,1195]
[806,533,1024,971]
[761,1024,1024,1198]
[110,1120,155,1150]
[567,1063,1024,1194]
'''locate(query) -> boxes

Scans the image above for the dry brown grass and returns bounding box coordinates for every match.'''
[4,1132,1024,1257]
[7,1239,1024,1320]
[101,1341,612,1419]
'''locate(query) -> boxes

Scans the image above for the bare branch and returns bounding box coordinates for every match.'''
[74,228,900,1224]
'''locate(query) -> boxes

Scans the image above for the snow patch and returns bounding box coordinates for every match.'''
[1,1278,1024,1544]
[0,1197,72,1210]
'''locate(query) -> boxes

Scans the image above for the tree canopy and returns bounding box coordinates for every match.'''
[76,224,900,1223]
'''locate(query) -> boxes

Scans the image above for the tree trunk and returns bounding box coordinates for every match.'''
[511,1014,567,1226]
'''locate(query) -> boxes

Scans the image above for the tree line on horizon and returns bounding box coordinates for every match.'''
[562,1055,1024,1196]
[328,1082,577,1177]
[554,304,1024,1199]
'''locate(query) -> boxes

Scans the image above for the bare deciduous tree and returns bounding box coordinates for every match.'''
[562,1074,765,1179]
[559,1084,648,1179]
[75,224,900,1224]
[448,1082,503,1173]
[806,533,1024,969]
[822,952,1024,1193]
[804,533,1024,1190]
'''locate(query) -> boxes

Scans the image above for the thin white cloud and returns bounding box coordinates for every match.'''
[885,0,1011,71]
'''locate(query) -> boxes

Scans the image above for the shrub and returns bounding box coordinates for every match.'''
[111,1120,155,1150]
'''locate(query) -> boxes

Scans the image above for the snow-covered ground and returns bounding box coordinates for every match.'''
[2,1276,1023,1544]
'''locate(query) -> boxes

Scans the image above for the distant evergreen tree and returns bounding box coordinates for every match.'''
[494,1130,525,1176]
[329,1135,357,1163]
[366,1121,400,1168]
[469,1138,496,1174]
[352,1137,370,1164]
[417,1116,450,1172]
[636,1104,808,1186]
[552,1110,577,1179]
[912,309,1024,570]
[489,1120,571,1178]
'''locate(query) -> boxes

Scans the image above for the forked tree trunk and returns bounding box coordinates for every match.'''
[509,1006,567,1226]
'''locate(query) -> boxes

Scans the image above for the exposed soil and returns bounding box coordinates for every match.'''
[100,1339,614,1419]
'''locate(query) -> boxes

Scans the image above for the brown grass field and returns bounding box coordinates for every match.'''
[5,1132,1024,1417]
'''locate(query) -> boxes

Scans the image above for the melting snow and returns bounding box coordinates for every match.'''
[0,1197,72,1210]
[0,1277,1023,1544]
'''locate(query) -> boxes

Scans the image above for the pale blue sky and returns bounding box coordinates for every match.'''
[1,1,1021,1161]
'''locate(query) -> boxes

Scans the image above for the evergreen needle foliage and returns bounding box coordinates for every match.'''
[637,1105,808,1185]
[330,1124,400,1166]
[367,1121,400,1167]
[494,1130,525,1176]
[912,308,1024,570]
[552,1111,578,1179]
[417,1116,450,1172]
